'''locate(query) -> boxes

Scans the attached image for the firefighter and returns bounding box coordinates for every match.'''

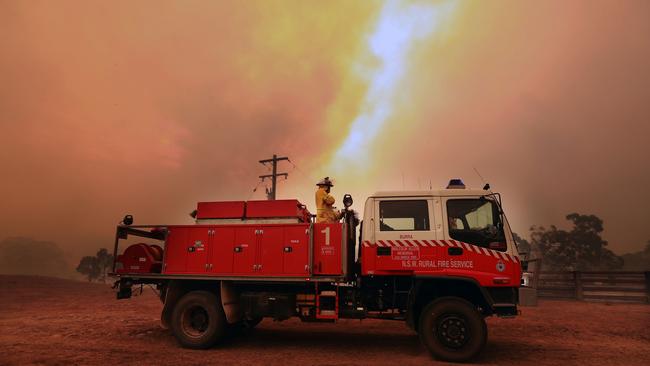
[315,177,341,223]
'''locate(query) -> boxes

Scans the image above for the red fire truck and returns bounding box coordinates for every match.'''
[112,180,522,362]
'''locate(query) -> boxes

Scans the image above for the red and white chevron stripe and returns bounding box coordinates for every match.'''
[362,239,519,263]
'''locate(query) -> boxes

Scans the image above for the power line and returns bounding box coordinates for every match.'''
[287,158,311,180]
[258,154,289,200]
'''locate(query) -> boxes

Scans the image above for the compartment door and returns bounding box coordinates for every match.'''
[163,227,188,274]
[258,227,284,275]
[282,225,310,276]
[185,228,211,274]
[233,227,258,274]
[209,227,235,274]
[313,223,343,275]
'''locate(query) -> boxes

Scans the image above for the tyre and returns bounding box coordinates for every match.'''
[170,291,227,349]
[418,297,487,362]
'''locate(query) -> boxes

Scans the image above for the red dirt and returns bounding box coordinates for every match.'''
[0,275,648,366]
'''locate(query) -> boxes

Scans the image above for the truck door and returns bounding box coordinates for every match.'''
[233,226,257,274]
[372,198,436,273]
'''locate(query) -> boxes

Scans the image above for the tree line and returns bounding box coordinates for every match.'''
[515,213,649,271]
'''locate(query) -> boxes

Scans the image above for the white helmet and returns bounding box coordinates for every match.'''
[316,177,334,187]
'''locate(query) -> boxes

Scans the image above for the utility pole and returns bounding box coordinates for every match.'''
[258,154,289,200]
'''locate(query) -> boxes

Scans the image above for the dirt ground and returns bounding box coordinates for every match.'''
[0,276,648,366]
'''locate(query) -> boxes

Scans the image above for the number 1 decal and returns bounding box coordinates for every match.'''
[321,227,330,246]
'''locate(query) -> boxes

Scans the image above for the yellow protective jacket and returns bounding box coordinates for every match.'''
[315,187,339,223]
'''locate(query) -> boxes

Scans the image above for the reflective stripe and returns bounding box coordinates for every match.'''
[361,239,520,262]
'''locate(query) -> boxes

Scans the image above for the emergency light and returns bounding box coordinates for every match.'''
[447,178,466,189]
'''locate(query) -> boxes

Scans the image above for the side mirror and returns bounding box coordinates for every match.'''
[122,215,133,226]
[343,194,353,208]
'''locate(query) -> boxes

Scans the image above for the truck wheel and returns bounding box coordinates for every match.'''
[170,291,227,349]
[418,297,487,362]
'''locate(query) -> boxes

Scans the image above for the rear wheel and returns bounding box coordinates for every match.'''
[170,291,227,349]
[418,297,487,362]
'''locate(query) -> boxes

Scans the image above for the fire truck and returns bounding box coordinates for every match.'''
[112,180,522,362]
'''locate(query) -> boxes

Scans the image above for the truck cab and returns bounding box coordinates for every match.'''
[360,188,520,285]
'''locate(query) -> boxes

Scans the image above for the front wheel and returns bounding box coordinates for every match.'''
[418,297,487,362]
[170,291,227,349]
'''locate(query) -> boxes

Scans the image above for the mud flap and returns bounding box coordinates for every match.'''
[160,281,184,330]
[220,281,243,324]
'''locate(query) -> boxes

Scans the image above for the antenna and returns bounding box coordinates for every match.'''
[473,167,491,191]
[473,167,486,185]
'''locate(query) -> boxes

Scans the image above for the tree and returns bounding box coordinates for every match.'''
[512,232,531,255]
[76,248,114,282]
[531,213,623,271]
[76,256,100,282]
[95,248,114,283]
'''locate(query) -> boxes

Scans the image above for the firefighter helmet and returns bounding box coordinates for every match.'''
[316,177,334,187]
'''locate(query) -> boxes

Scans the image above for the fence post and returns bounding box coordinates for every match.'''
[643,271,650,303]
[574,271,583,301]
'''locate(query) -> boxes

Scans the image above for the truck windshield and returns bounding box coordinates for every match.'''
[446,198,505,249]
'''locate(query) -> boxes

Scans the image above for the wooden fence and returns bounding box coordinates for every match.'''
[537,271,650,304]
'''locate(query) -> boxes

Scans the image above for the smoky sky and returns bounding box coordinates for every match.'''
[1,0,649,263]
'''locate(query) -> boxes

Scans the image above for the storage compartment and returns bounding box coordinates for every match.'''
[209,227,235,274]
[196,201,245,219]
[162,227,211,274]
[246,199,311,222]
[241,292,296,320]
[232,226,258,274]
[161,223,312,277]
[282,225,310,275]
[313,223,344,276]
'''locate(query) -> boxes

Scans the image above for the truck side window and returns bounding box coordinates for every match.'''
[379,200,430,231]
[446,198,505,248]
